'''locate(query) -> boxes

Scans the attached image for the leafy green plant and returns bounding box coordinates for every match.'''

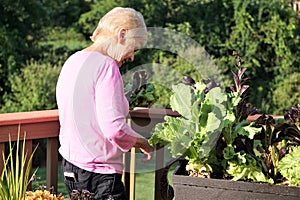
[239,103,300,186]
[278,146,300,186]
[277,104,300,186]
[149,51,300,186]
[0,127,38,199]
[124,71,157,110]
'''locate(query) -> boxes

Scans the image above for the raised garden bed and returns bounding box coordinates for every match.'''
[172,160,300,200]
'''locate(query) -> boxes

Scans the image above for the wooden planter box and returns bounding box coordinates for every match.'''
[172,160,300,200]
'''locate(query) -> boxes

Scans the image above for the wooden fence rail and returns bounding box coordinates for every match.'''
[0,109,283,199]
[0,108,179,200]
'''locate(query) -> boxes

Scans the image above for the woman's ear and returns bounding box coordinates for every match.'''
[118,28,127,44]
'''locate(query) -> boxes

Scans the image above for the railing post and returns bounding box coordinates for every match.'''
[123,149,136,200]
[129,148,136,200]
[124,118,136,200]
[154,145,164,200]
[123,152,131,199]
[46,137,59,193]
[128,108,180,200]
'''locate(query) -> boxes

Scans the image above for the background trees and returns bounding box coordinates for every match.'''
[0,0,299,115]
[0,0,47,105]
[0,0,90,112]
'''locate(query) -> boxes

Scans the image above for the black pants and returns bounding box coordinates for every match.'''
[61,158,127,200]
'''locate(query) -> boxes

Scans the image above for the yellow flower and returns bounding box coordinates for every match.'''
[25,190,65,200]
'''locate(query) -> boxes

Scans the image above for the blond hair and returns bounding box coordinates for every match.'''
[90,7,147,44]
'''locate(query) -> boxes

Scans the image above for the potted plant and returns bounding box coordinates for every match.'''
[149,51,300,199]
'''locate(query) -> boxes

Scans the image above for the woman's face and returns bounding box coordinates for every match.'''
[112,29,146,67]
[117,38,136,67]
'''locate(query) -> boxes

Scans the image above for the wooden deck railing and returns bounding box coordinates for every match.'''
[0,110,60,191]
[0,108,179,200]
[0,109,284,199]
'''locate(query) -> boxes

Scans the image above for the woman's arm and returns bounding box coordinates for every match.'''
[95,59,153,160]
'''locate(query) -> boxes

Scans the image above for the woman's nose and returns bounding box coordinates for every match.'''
[131,53,135,61]
[128,54,134,62]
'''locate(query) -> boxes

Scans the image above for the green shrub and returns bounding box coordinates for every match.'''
[0,60,61,113]
[272,72,300,115]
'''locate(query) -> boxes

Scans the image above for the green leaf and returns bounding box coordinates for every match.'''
[236,122,262,139]
[207,87,227,105]
[149,116,180,146]
[231,92,241,107]
[197,87,227,157]
[150,115,197,158]
[169,118,197,156]
[198,112,223,158]
[170,83,193,119]
[206,112,223,133]
[226,152,272,183]
[194,81,206,92]
[253,140,263,157]
[244,126,262,139]
[201,87,227,125]
[278,146,300,186]
[191,98,201,125]
[170,131,192,157]
[223,145,235,159]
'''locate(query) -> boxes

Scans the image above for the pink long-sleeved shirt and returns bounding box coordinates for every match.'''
[56,51,139,174]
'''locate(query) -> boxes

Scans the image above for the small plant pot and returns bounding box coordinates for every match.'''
[172,160,300,200]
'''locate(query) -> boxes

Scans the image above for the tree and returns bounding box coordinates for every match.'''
[219,0,300,114]
[0,60,61,113]
[0,0,90,111]
[0,0,47,103]
[272,72,300,114]
[1,0,299,114]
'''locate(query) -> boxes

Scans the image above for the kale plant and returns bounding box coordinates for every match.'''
[149,51,263,181]
[149,51,300,185]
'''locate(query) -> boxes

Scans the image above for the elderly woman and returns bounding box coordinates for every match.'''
[56,7,153,200]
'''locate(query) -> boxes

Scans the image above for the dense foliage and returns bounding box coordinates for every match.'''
[124,71,156,110]
[0,0,299,114]
[0,61,61,113]
[149,52,300,186]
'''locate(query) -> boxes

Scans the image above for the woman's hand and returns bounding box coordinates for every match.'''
[134,137,154,162]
